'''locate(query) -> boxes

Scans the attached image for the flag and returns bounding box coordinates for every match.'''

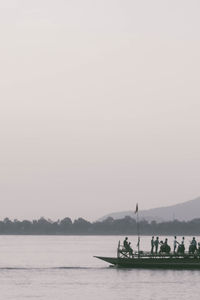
[135,203,138,214]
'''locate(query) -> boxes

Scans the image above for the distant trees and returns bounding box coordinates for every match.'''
[60,217,72,233]
[0,216,199,235]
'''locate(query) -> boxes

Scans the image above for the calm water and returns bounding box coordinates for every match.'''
[0,235,199,299]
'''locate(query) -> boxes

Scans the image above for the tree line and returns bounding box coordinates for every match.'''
[0,216,200,235]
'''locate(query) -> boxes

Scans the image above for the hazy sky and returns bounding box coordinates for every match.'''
[1,0,200,221]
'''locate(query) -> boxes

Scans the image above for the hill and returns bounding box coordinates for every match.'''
[99,197,200,222]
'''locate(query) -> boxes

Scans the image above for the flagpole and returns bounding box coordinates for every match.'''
[137,213,139,252]
[135,203,140,257]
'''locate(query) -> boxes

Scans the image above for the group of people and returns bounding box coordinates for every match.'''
[123,236,200,256]
[151,236,200,255]
[151,236,183,254]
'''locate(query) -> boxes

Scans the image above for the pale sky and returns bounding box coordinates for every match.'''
[1,0,200,221]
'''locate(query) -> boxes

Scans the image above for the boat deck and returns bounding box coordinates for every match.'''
[95,253,200,269]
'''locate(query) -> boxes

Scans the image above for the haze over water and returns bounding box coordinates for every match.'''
[1,235,199,300]
[1,0,200,221]
[1,1,200,299]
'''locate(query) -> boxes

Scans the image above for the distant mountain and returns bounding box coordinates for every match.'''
[99,197,200,222]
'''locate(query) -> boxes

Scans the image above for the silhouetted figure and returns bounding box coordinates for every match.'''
[189,237,197,254]
[123,237,129,251]
[128,242,133,256]
[151,236,154,254]
[160,238,171,254]
[154,237,159,254]
[197,243,200,255]
[177,241,185,255]
[165,238,171,253]
[173,236,178,253]
[159,240,164,252]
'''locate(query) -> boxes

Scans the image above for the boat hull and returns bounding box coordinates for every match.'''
[94,256,200,269]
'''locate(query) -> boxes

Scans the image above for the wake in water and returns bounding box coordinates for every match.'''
[0,266,108,271]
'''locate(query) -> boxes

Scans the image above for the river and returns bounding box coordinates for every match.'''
[0,235,199,299]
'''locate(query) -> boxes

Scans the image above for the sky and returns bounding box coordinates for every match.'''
[1,0,200,221]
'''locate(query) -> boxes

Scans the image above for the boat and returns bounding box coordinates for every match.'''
[95,240,200,269]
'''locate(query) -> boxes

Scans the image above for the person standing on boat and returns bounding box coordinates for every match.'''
[154,237,159,254]
[151,236,154,254]
[177,241,185,254]
[173,236,179,253]
[164,238,171,253]
[128,242,133,257]
[197,243,200,254]
[189,237,197,254]
[191,237,197,250]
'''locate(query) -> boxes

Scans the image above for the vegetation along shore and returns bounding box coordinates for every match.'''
[1,216,200,235]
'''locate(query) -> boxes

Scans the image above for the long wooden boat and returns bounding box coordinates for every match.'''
[95,241,200,269]
[95,255,200,269]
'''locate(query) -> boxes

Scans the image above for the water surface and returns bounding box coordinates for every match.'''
[0,235,199,299]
